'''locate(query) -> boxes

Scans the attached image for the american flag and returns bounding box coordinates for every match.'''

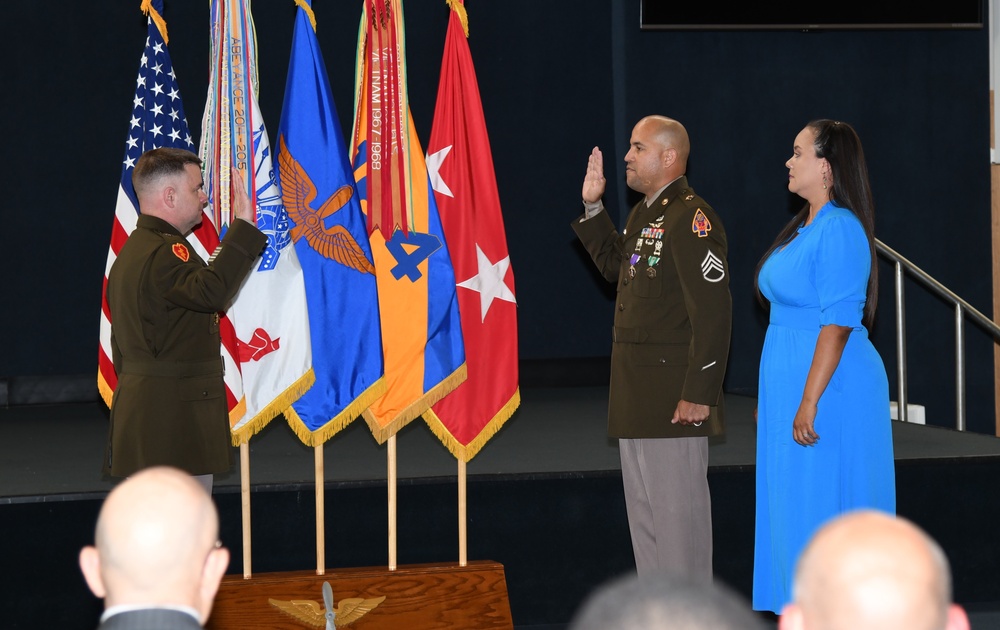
[99,1,241,414]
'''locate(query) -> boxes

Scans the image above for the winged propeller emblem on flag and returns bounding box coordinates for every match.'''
[278,135,374,275]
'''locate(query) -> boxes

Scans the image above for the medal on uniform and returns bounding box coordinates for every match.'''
[647,267,656,278]
[629,254,640,278]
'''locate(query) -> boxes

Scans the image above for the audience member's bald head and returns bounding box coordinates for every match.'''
[780,510,969,630]
[79,466,229,624]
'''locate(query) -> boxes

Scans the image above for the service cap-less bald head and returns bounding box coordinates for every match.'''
[79,466,229,625]
[779,510,969,630]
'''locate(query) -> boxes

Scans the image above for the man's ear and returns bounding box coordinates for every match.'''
[162,184,177,208]
[79,546,107,599]
[662,147,677,169]
[778,603,804,630]
[946,604,971,630]
[197,546,230,623]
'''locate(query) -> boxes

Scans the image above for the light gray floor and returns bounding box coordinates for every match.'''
[3,388,1000,502]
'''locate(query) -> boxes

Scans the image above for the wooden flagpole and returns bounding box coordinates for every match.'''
[459,458,467,566]
[388,434,397,571]
[315,445,325,574]
[240,441,252,578]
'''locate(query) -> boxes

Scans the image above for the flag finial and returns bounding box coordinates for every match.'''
[140,0,169,44]
[445,0,469,38]
[293,0,318,32]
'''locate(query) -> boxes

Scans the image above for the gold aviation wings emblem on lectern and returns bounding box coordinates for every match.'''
[268,580,386,628]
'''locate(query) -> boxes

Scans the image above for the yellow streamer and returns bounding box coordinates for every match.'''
[293,0,318,32]
[445,0,469,38]
[140,0,169,44]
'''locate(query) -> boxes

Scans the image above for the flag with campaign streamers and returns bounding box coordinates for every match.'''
[351,0,466,442]
[199,0,314,443]
[424,0,520,462]
[277,0,385,446]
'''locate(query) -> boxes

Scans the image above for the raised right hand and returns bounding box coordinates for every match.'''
[230,166,256,224]
[581,146,606,204]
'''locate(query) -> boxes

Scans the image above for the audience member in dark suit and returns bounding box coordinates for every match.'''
[780,509,970,630]
[78,466,229,629]
[569,570,767,629]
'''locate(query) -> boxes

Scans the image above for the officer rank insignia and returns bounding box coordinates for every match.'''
[692,209,712,237]
[171,243,190,262]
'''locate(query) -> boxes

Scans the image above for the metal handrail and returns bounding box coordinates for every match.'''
[876,239,1000,430]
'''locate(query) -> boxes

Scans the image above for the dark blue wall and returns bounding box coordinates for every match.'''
[2,0,993,432]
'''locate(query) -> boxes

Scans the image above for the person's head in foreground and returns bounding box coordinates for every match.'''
[78,466,229,625]
[570,570,767,629]
[780,509,970,630]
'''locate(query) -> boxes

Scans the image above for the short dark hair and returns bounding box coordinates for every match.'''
[132,147,202,197]
[570,572,768,630]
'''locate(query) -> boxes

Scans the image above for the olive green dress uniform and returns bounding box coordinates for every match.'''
[105,215,267,478]
[572,175,732,580]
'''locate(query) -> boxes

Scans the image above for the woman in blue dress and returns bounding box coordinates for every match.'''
[752,120,896,613]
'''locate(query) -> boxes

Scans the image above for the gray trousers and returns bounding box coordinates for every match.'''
[619,436,712,582]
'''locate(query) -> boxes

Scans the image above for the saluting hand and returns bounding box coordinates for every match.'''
[581,147,606,204]
[230,166,256,225]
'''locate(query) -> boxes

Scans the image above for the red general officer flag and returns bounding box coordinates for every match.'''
[424,0,520,462]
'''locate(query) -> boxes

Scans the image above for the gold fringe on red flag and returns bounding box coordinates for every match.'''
[445,0,469,38]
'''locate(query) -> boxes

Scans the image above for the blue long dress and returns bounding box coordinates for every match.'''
[752,202,895,612]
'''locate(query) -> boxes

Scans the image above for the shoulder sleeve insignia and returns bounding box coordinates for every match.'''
[692,209,712,237]
[171,243,190,262]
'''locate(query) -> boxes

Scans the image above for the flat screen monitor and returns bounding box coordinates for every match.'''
[639,0,985,31]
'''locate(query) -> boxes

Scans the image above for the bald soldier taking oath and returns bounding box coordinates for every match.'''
[105,148,266,489]
[572,115,732,582]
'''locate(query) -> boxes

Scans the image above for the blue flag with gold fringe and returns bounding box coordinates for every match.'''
[278,0,385,445]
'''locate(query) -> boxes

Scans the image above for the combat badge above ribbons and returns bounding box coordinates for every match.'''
[172,243,190,262]
[692,209,712,238]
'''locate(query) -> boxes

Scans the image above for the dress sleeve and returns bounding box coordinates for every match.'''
[815,214,870,329]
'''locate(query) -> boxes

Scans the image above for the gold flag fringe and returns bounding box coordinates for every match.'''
[363,363,468,444]
[284,376,388,446]
[97,373,114,409]
[293,0,318,32]
[228,368,316,446]
[445,0,469,38]
[423,388,521,462]
[140,0,169,44]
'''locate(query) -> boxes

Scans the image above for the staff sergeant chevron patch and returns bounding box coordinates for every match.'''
[701,249,725,283]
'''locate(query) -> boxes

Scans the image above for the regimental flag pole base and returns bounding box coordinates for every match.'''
[207,560,513,629]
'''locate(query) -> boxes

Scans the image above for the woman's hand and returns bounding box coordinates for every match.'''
[792,402,819,446]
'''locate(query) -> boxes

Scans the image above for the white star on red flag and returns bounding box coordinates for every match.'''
[457,244,517,322]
